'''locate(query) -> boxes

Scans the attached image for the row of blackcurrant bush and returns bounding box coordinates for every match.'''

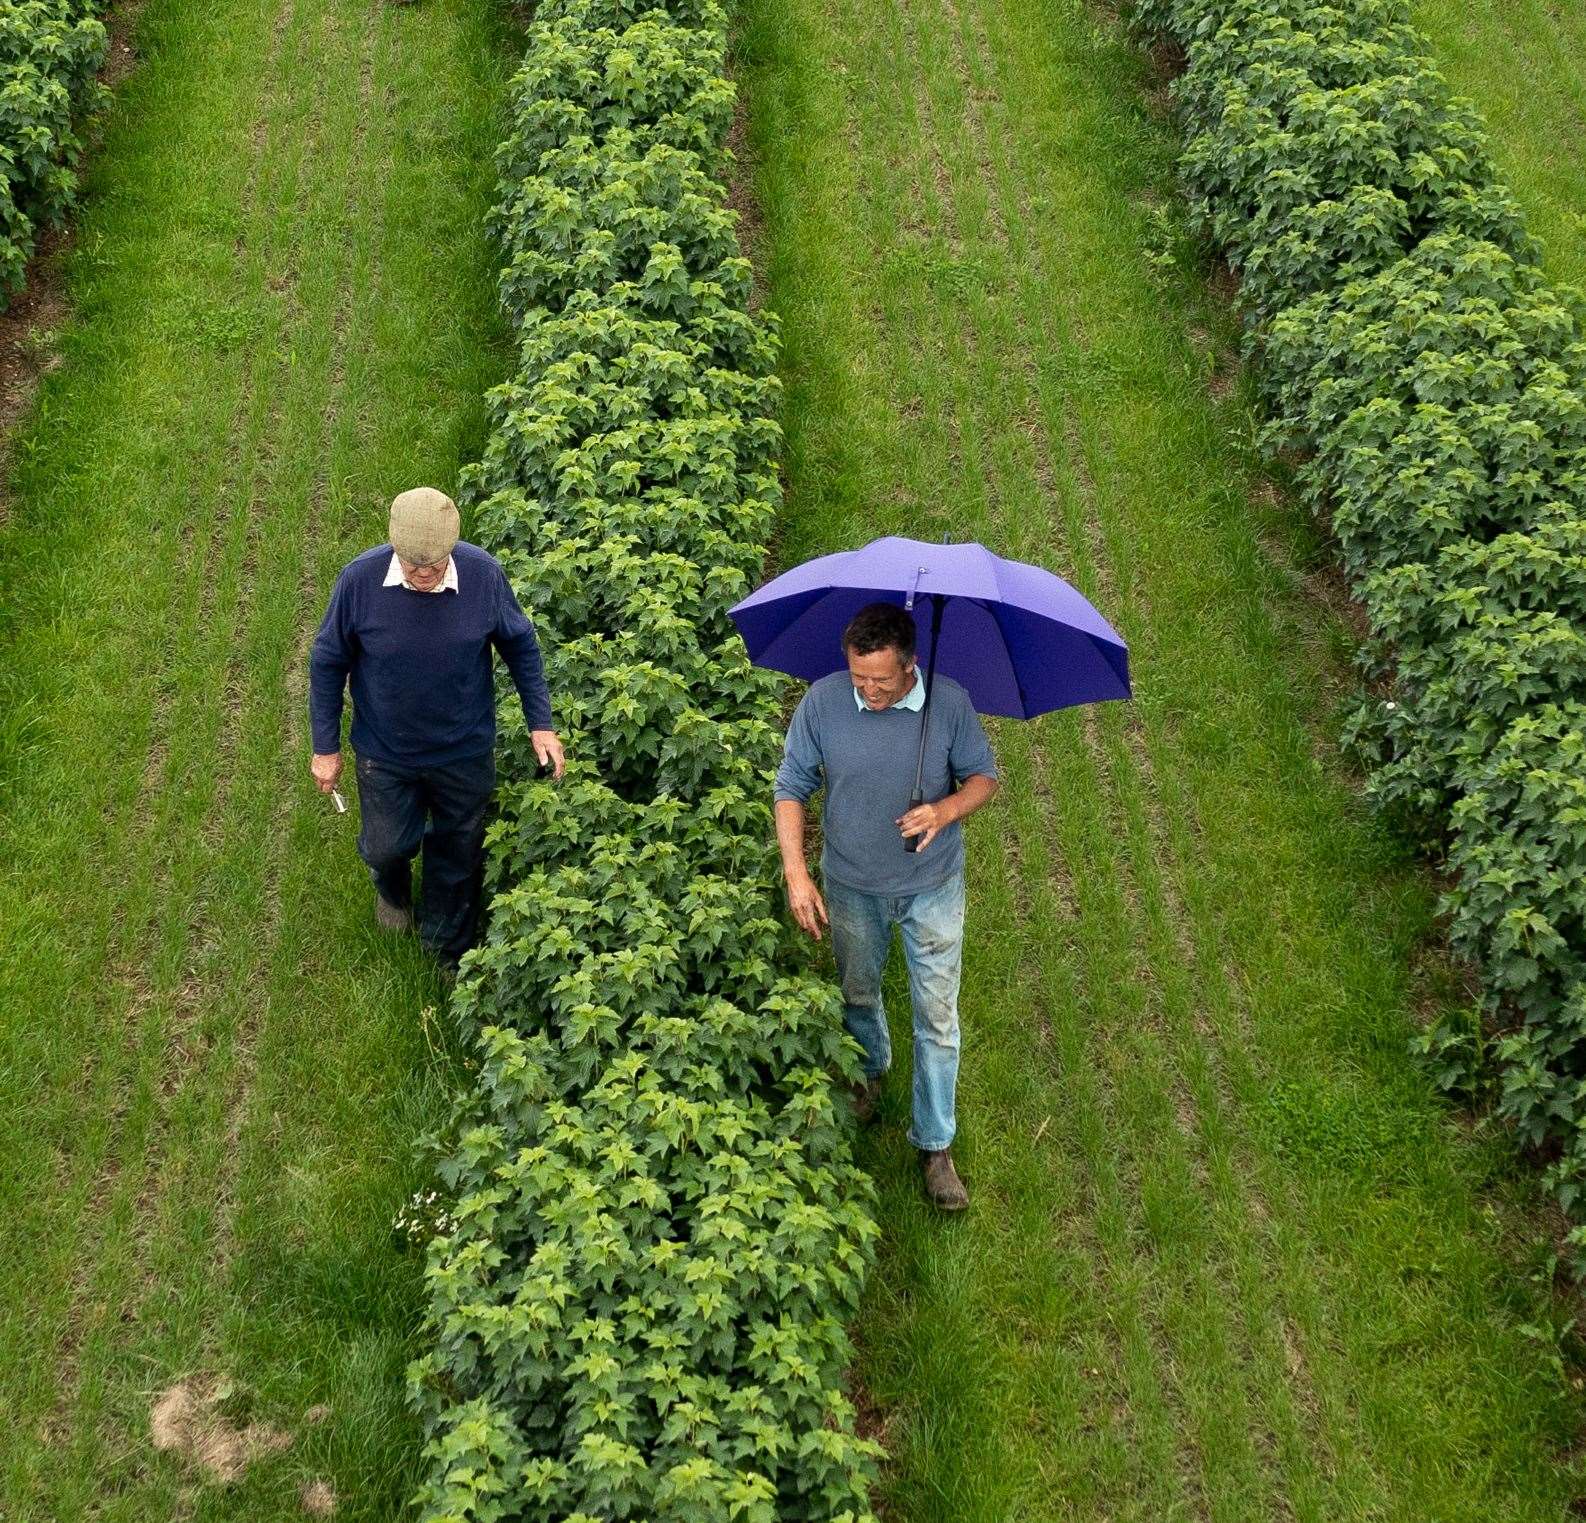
[404,2,883,1518]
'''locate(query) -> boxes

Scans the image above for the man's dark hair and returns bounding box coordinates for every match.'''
[842,601,916,663]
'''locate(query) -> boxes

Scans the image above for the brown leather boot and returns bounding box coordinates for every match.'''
[850,1076,883,1125]
[375,895,413,932]
[919,1148,969,1211]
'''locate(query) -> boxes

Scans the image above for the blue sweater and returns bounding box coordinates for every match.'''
[774,671,998,897]
[308,542,553,767]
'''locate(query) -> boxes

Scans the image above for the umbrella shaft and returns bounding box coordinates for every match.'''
[904,595,946,853]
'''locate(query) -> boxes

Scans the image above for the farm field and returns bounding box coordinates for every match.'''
[1413,0,1586,290]
[0,0,1584,1516]
[0,0,515,1515]
[738,0,1586,1516]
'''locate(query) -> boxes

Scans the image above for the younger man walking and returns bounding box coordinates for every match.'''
[773,601,999,1210]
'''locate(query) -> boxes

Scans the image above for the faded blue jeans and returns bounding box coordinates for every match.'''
[825,871,965,1152]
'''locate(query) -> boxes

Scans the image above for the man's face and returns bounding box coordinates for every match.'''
[847,644,916,710]
[400,554,450,592]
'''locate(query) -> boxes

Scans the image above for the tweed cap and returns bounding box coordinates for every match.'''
[388,487,459,565]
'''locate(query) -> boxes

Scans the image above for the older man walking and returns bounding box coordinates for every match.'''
[774,601,999,1211]
[308,487,564,971]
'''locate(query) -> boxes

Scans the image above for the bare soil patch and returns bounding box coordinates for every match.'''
[300,1476,338,1515]
[150,1375,293,1483]
[723,90,768,308]
[0,232,69,528]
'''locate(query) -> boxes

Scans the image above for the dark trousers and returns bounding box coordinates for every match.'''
[354,749,495,964]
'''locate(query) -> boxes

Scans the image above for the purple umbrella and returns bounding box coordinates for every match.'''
[729,536,1130,849]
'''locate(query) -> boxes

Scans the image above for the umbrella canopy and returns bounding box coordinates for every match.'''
[728,536,1130,718]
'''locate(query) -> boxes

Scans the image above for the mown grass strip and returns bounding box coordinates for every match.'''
[736,0,1586,1512]
[0,0,519,1513]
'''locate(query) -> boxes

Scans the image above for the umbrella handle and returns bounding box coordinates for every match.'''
[902,789,924,853]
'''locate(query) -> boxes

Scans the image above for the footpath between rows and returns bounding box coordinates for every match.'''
[738,0,1586,1515]
[0,0,516,1514]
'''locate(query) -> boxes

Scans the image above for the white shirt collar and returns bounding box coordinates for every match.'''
[854,669,925,712]
[384,551,459,594]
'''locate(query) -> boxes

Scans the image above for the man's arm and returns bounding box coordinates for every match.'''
[775,798,828,940]
[307,572,355,792]
[774,694,828,940]
[491,569,564,778]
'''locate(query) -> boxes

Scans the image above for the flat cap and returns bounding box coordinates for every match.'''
[388,487,459,565]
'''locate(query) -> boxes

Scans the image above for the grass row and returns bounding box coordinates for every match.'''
[0,0,519,1513]
[735,0,1586,1511]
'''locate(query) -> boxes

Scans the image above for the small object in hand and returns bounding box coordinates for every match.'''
[331,789,347,814]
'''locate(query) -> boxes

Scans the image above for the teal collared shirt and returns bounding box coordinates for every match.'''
[854,670,926,712]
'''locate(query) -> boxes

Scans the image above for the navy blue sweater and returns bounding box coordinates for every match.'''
[308,542,553,767]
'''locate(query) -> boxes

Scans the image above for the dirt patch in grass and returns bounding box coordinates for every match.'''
[300,1476,337,1516]
[1146,35,1187,86]
[0,232,70,528]
[723,87,768,309]
[846,1356,893,1519]
[149,1375,293,1483]
[99,0,145,93]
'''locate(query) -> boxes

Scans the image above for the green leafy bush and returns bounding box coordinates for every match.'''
[404,1,882,1517]
[1130,0,1586,1234]
[0,0,106,296]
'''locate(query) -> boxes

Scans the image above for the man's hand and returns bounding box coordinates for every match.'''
[785,869,829,941]
[897,799,948,852]
[311,751,343,794]
[898,776,999,851]
[531,729,566,780]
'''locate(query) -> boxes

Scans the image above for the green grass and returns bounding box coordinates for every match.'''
[1412,0,1586,291]
[6,0,1585,1514]
[735,0,1586,1516]
[0,0,517,1515]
